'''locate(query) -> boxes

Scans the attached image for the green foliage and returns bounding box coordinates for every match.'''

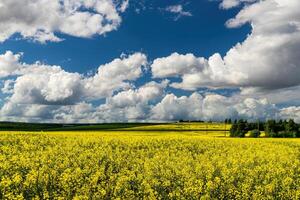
[230,120,248,137]
[249,129,261,138]
[265,119,300,138]
[265,120,277,136]
[224,119,232,124]
[230,119,300,138]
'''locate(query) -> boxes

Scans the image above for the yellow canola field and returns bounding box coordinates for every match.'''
[0,131,299,199]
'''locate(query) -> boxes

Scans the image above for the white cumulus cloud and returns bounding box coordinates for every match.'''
[0,0,129,43]
[0,51,147,107]
[152,0,300,91]
[219,0,257,9]
[150,92,280,122]
[85,53,148,100]
[280,106,300,123]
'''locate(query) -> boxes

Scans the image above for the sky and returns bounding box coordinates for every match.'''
[0,0,299,123]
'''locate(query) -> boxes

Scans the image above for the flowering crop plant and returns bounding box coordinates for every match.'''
[0,130,299,199]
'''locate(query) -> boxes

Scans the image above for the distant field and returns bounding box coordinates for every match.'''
[0,122,231,132]
[0,128,299,199]
[0,122,162,131]
[121,122,230,131]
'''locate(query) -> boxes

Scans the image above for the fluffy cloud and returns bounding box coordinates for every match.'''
[0,102,54,122]
[151,92,280,122]
[240,86,300,106]
[0,51,149,122]
[0,51,147,107]
[1,79,14,94]
[165,5,192,20]
[235,98,278,120]
[53,103,95,123]
[280,107,300,123]
[10,70,83,105]
[0,51,22,78]
[50,80,168,123]
[0,0,128,43]
[152,0,300,92]
[52,92,297,123]
[151,53,244,90]
[85,53,148,100]
[107,80,168,107]
[151,93,204,121]
[150,93,238,121]
[94,80,168,122]
[201,94,238,121]
[219,0,257,9]
[152,53,207,78]
[118,0,129,12]
[0,84,297,123]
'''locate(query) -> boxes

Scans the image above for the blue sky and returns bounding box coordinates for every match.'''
[0,0,299,122]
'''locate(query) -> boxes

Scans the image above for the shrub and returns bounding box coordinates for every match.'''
[249,129,261,138]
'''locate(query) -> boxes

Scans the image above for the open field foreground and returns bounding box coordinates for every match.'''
[0,129,300,199]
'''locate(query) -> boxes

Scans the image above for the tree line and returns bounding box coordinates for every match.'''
[226,119,300,138]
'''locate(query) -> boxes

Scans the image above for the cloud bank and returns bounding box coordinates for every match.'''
[0,50,298,123]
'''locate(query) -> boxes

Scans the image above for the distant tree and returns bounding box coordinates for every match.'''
[249,129,261,138]
[245,120,252,131]
[228,119,232,124]
[230,120,247,137]
[265,120,276,137]
[230,122,238,137]
[236,120,247,137]
[258,121,265,131]
[285,119,298,133]
[278,119,283,127]
[276,120,285,133]
[230,119,299,138]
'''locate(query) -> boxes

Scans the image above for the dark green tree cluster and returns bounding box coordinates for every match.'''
[265,119,300,138]
[230,119,249,137]
[224,119,232,124]
[229,119,300,138]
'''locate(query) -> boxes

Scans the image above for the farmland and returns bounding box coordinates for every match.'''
[0,123,300,199]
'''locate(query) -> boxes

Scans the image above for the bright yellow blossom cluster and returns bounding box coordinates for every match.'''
[0,130,299,199]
